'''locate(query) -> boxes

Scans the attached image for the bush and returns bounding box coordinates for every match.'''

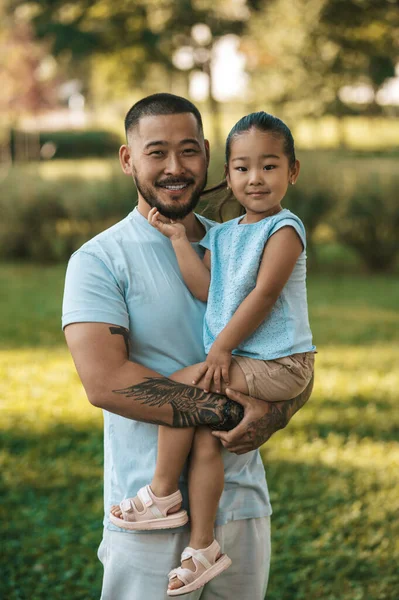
[1,151,398,270]
[0,163,136,263]
[10,129,122,160]
[328,172,399,273]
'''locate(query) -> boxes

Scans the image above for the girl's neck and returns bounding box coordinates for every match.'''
[241,204,283,224]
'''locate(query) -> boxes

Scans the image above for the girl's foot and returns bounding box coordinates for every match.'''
[167,540,232,596]
[109,485,188,531]
[110,481,182,519]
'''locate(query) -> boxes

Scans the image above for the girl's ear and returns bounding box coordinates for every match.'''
[290,159,300,185]
[224,164,231,189]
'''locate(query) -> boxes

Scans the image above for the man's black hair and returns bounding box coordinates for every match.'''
[124,93,204,138]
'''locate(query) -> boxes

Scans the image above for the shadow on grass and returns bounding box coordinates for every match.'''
[1,424,103,600]
[1,422,398,600]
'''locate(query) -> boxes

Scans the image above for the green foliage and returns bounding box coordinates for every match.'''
[0,266,398,599]
[0,161,135,262]
[331,175,399,272]
[0,151,398,271]
[10,129,122,159]
[245,0,399,119]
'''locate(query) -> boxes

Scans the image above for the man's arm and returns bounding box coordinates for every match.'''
[212,375,314,454]
[64,322,243,430]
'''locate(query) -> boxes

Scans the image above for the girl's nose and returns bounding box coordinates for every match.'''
[248,170,263,185]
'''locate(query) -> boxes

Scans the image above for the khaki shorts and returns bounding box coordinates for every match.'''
[233,352,315,401]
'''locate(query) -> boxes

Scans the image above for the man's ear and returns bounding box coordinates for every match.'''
[119,145,132,175]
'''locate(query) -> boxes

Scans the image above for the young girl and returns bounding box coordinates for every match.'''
[110,112,315,596]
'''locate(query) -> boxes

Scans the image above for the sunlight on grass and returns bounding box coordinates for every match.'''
[0,348,98,431]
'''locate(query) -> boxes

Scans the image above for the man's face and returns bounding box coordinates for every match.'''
[120,113,209,219]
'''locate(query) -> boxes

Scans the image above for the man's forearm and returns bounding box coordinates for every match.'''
[110,373,244,430]
[66,323,244,431]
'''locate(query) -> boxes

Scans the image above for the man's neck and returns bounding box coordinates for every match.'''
[137,198,205,242]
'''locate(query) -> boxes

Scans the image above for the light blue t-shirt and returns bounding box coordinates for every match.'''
[62,207,271,532]
[201,209,315,360]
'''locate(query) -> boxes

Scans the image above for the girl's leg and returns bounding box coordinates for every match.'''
[110,361,248,521]
[151,358,249,503]
[168,426,225,591]
[167,362,249,591]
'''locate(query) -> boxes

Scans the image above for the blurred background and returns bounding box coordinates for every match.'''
[1,1,398,599]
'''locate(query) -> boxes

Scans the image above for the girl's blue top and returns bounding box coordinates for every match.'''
[201,209,315,360]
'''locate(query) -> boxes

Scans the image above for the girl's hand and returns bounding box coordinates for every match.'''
[147,207,187,241]
[192,344,232,393]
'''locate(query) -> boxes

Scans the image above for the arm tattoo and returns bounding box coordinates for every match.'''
[113,377,244,429]
[109,326,130,356]
[246,374,314,446]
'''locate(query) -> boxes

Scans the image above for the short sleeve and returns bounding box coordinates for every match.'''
[199,229,212,251]
[269,217,306,250]
[62,250,129,330]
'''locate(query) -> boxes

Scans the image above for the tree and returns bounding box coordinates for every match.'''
[241,0,399,121]
[0,5,61,161]
[7,0,253,144]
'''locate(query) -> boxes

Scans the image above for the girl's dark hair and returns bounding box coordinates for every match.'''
[226,111,296,167]
[202,111,296,221]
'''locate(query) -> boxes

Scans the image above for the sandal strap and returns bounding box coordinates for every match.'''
[120,486,183,521]
[137,486,163,518]
[181,547,212,570]
[168,567,195,586]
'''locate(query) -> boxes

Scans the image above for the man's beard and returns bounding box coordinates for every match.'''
[133,168,207,220]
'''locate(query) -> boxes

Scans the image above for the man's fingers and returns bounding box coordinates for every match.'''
[216,437,254,454]
[225,387,249,406]
[212,417,249,444]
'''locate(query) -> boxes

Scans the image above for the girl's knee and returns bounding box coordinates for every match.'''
[191,426,220,459]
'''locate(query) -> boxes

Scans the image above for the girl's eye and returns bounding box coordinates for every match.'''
[264,165,276,170]
[235,166,247,172]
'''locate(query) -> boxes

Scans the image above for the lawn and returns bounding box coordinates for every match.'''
[1,264,398,599]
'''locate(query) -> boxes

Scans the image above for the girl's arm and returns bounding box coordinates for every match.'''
[148,208,210,302]
[193,226,303,391]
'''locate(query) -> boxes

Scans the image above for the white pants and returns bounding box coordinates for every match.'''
[98,517,271,600]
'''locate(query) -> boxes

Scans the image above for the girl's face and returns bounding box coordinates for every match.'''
[226,128,300,224]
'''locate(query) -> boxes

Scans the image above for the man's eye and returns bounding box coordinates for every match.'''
[149,151,164,157]
[183,148,198,155]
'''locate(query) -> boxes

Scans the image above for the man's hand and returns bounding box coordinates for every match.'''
[212,376,314,454]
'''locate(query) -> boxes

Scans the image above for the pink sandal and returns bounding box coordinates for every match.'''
[109,485,188,531]
[167,540,232,596]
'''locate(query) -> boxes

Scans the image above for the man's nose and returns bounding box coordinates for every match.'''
[164,154,185,176]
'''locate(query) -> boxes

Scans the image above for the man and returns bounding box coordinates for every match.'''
[62,93,313,600]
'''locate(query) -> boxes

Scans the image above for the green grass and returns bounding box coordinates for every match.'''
[1,264,398,599]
